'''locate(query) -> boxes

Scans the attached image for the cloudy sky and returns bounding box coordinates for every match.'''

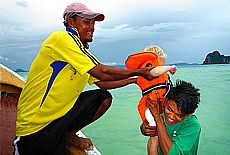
[1,0,230,70]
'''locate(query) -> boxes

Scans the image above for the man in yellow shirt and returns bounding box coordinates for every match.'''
[13,2,155,155]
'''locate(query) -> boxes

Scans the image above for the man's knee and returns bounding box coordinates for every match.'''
[99,89,112,109]
[98,89,112,100]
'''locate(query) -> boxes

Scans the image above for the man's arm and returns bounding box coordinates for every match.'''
[144,95,173,154]
[88,63,155,81]
[95,78,137,89]
[154,116,173,154]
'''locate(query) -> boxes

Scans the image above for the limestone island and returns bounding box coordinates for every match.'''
[202,51,230,65]
[15,68,27,72]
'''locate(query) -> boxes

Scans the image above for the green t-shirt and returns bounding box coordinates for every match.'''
[158,114,201,155]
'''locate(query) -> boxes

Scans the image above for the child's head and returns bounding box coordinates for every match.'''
[144,45,166,64]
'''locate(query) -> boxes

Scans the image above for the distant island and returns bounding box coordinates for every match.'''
[202,51,230,65]
[168,62,199,66]
[15,68,27,72]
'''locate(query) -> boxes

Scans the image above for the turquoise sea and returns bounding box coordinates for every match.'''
[18,64,230,155]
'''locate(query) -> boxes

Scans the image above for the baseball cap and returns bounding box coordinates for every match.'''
[63,2,105,22]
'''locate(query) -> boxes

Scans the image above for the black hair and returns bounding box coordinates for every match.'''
[63,14,77,27]
[167,79,200,115]
[63,21,68,27]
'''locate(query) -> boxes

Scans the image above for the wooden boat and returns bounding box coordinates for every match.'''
[0,64,26,95]
[0,64,26,154]
[0,64,102,155]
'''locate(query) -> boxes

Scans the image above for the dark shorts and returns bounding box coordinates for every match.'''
[13,89,112,155]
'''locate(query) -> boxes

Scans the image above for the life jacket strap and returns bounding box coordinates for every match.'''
[142,75,172,97]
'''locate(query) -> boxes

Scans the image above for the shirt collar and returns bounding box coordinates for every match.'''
[66,26,89,49]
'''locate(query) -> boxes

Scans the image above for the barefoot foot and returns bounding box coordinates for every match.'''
[66,132,94,151]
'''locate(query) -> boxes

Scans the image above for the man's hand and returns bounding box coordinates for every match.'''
[146,92,163,120]
[140,119,158,137]
[140,66,156,81]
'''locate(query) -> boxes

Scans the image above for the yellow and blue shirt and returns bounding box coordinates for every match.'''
[16,28,100,136]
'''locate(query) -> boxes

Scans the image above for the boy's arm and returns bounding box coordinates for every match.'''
[150,65,177,77]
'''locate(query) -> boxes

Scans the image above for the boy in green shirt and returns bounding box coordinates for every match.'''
[140,80,201,155]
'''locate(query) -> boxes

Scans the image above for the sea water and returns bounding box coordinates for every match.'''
[18,64,230,155]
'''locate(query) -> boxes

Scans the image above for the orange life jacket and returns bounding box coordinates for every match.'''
[125,51,172,121]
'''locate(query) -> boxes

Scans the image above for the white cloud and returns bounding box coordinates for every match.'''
[94,21,194,43]
[16,1,28,8]
[115,24,129,30]
[1,0,230,69]
[0,55,9,61]
[2,0,229,38]
[12,61,18,64]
